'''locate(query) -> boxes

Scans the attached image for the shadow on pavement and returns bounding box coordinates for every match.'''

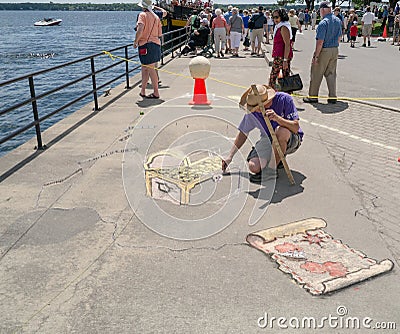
[136,98,165,108]
[315,101,349,114]
[245,170,306,204]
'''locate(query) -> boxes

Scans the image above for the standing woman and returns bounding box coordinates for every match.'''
[133,0,162,99]
[265,11,273,43]
[212,8,228,57]
[228,8,244,57]
[242,9,250,50]
[347,9,358,42]
[268,8,293,90]
[288,9,301,50]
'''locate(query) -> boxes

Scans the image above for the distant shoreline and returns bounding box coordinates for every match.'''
[0,3,141,11]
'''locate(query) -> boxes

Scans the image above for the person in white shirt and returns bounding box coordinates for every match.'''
[311,9,317,30]
[361,6,376,47]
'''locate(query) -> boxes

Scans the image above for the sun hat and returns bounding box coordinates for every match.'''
[239,85,276,112]
[138,0,153,10]
[319,1,331,9]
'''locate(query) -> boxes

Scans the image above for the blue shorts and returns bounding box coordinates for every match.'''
[138,42,161,65]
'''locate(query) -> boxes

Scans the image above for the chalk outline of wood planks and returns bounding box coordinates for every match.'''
[247,218,394,295]
[144,151,222,205]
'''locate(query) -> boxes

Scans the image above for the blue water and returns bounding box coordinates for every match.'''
[0,10,140,156]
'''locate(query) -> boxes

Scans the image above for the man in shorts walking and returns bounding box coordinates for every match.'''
[362,6,376,47]
[222,85,303,183]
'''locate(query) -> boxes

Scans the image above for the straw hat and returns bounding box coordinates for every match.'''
[239,85,276,112]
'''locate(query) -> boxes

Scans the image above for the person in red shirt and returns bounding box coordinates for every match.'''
[268,8,293,90]
[211,8,228,57]
[350,21,358,48]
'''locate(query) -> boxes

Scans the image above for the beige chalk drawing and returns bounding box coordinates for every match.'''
[246,218,394,295]
[144,150,222,205]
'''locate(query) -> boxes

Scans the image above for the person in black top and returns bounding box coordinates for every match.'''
[249,6,268,56]
[180,19,211,55]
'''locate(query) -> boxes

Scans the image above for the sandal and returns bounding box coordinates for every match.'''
[139,93,146,98]
[146,93,159,99]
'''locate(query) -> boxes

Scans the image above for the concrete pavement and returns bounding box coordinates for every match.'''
[0,29,399,333]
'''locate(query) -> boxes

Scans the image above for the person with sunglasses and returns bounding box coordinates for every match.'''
[268,9,293,90]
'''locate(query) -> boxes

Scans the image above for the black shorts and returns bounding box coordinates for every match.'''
[291,27,298,42]
[350,36,356,41]
[138,42,161,65]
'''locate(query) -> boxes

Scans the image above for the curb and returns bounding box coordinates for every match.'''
[344,99,400,113]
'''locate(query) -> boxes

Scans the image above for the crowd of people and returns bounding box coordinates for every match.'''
[132,1,397,182]
[131,0,400,103]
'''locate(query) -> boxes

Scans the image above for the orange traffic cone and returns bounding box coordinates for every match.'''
[382,25,388,38]
[189,78,210,105]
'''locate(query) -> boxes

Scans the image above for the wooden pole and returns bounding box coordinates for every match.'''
[250,85,295,185]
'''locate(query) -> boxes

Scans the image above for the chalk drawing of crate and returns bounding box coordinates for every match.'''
[144,151,222,205]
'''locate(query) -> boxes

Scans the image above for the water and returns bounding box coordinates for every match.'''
[0,10,140,156]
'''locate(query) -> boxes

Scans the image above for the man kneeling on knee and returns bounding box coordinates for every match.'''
[222,84,304,183]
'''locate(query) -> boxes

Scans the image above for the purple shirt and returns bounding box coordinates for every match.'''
[238,92,304,141]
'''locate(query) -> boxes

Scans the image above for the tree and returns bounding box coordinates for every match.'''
[389,0,398,9]
[277,0,297,7]
[304,0,314,10]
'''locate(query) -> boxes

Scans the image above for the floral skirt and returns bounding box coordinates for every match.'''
[269,57,291,90]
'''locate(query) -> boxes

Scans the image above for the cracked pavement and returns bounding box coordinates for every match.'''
[0,31,399,333]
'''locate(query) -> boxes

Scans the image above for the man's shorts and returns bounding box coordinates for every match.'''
[362,24,373,36]
[251,28,264,43]
[246,133,301,162]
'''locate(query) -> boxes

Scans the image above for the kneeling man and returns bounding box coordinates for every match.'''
[222,85,304,183]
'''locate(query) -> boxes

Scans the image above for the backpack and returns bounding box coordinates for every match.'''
[248,13,263,30]
[192,15,200,29]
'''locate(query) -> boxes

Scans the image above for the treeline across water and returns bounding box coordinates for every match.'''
[0,2,141,11]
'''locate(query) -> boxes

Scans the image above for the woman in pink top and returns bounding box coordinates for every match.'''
[133,0,162,99]
[268,8,293,90]
[212,8,228,57]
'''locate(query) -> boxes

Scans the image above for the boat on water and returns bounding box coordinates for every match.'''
[34,18,62,26]
[158,1,204,31]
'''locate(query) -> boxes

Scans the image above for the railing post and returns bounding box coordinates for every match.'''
[125,46,130,89]
[90,57,99,111]
[171,32,174,59]
[161,37,164,65]
[28,76,43,150]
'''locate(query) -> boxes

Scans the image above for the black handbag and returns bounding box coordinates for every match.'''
[278,71,303,92]
[243,34,250,47]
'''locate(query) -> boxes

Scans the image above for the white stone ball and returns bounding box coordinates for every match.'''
[189,56,211,79]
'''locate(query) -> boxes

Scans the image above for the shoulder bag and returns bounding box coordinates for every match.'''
[278,70,303,92]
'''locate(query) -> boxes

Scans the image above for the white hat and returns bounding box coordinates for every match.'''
[138,0,153,10]
[202,18,209,25]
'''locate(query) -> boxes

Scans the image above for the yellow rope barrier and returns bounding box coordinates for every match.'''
[102,51,400,102]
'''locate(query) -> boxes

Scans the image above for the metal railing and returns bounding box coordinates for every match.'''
[161,25,189,64]
[0,26,188,151]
